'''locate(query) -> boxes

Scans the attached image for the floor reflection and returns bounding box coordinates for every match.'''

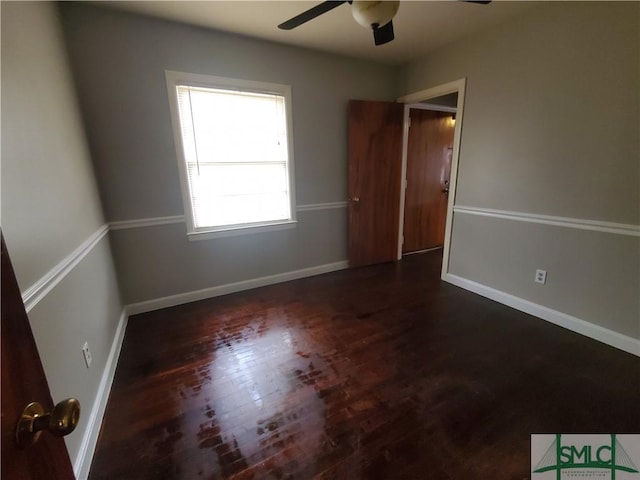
[196,320,329,477]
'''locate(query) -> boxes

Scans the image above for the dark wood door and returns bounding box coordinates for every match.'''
[348,100,404,267]
[402,110,455,254]
[1,235,75,480]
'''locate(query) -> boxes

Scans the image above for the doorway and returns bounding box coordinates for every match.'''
[401,103,456,256]
[396,79,466,278]
[346,79,466,274]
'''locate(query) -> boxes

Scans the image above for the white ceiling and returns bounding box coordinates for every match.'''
[99,1,537,65]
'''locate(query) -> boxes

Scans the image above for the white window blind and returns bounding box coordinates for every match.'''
[174,83,293,232]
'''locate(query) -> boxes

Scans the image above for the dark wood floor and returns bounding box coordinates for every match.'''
[89,251,640,479]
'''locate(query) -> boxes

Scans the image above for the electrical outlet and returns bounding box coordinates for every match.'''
[535,269,547,285]
[82,342,92,368]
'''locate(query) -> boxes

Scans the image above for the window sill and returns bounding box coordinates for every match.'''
[187,220,297,241]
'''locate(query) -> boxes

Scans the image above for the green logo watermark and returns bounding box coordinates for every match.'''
[532,434,639,480]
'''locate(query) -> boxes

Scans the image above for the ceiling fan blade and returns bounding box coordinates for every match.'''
[278,1,348,30]
[373,20,394,46]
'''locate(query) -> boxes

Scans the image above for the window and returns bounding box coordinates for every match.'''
[165,71,296,239]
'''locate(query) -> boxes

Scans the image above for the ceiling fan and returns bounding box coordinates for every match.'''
[278,1,492,47]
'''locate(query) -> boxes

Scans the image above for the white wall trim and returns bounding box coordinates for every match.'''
[107,204,347,232]
[297,201,348,212]
[187,220,297,241]
[454,205,640,237]
[397,79,466,104]
[407,103,457,113]
[23,204,348,310]
[443,273,640,357]
[74,309,129,480]
[22,225,110,313]
[109,215,185,230]
[126,260,349,316]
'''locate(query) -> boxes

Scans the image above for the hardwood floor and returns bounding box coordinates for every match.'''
[89,251,640,479]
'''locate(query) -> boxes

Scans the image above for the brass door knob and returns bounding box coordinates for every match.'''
[351,196,360,202]
[16,398,81,448]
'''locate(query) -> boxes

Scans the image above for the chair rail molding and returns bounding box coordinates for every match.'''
[22,224,110,312]
[108,203,349,231]
[453,206,640,237]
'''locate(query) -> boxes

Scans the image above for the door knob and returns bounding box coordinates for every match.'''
[351,197,360,202]
[16,398,81,448]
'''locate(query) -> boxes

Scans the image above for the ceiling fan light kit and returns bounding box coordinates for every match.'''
[351,1,399,29]
[352,1,399,46]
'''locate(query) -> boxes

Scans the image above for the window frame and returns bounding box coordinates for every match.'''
[165,70,297,240]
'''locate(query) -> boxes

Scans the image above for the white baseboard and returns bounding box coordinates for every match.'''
[74,309,129,480]
[443,273,640,357]
[126,260,349,316]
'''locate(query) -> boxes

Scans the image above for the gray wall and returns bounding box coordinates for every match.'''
[1,2,123,464]
[3,1,636,472]
[401,2,639,339]
[59,3,399,304]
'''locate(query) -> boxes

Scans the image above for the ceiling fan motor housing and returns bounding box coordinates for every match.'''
[351,1,400,29]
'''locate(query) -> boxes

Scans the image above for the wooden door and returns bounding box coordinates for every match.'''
[402,110,455,254]
[348,100,404,267]
[1,235,75,480]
